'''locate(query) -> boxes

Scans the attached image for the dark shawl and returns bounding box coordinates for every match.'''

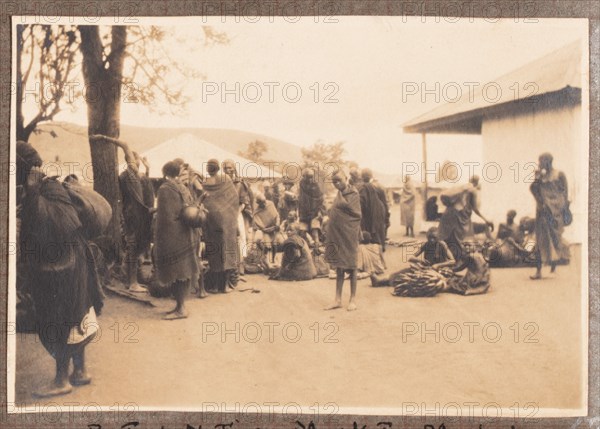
[154,179,199,286]
[278,190,298,219]
[420,240,453,265]
[16,141,42,188]
[233,178,253,222]
[203,174,240,272]
[253,200,280,231]
[275,235,317,281]
[447,252,490,296]
[20,178,104,356]
[298,179,324,223]
[438,184,475,254]
[325,185,362,269]
[530,169,570,263]
[119,167,154,253]
[359,182,388,249]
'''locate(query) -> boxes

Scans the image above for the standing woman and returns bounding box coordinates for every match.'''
[400,174,416,237]
[324,170,362,311]
[20,166,105,397]
[155,161,201,319]
[203,159,240,293]
[529,152,570,279]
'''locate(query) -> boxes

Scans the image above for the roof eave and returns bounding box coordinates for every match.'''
[403,86,581,135]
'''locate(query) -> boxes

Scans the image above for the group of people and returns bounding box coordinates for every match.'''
[108,136,396,315]
[15,133,571,397]
[371,151,571,297]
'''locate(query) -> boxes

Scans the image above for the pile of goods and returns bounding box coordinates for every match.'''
[391,262,451,297]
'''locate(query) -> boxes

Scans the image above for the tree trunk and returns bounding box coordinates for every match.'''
[79,25,127,262]
[16,25,27,141]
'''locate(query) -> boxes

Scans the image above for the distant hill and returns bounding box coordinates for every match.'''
[29,121,401,185]
[30,121,305,168]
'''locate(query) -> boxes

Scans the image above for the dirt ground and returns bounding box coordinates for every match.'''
[13,205,586,416]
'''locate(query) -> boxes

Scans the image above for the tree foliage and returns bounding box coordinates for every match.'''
[239,140,268,162]
[16,24,229,141]
[15,23,229,258]
[301,140,347,195]
[301,140,346,169]
[16,24,79,141]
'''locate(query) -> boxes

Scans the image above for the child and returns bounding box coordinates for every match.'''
[371,227,454,287]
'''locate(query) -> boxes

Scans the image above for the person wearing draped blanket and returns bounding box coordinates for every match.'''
[101,136,155,293]
[529,152,570,279]
[324,171,362,311]
[271,223,317,281]
[278,179,298,220]
[222,159,253,275]
[20,167,105,397]
[438,176,493,260]
[400,174,416,237]
[252,193,281,264]
[203,159,240,293]
[359,168,389,251]
[154,161,200,319]
[298,168,325,251]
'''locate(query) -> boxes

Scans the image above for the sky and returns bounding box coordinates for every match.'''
[36,16,588,174]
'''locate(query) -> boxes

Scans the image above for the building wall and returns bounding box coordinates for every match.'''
[480,102,584,243]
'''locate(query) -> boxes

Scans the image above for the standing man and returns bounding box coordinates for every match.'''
[222,159,253,274]
[359,168,390,251]
[96,136,155,293]
[529,152,570,279]
[278,178,298,220]
[349,167,364,192]
[204,159,240,292]
[298,168,325,251]
[324,170,362,311]
[400,174,416,238]
[252,193,281,264]
[154,161,201,319]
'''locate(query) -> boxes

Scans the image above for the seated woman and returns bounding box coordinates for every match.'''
[270,223,317,281]
[371,227,454,287]
[496,209,520,240]
[445,243,491,296]
[484,216,538,267]
[356,231,386,276]
[390,242,491,298]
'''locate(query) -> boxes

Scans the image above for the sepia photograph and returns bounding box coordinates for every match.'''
[7,12,591,424]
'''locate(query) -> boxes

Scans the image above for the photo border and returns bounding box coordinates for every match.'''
[1,1,598,428]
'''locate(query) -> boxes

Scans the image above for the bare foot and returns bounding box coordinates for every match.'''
[530,273,542,280]
[33,381,73,398]
[70,371,92,386]
[347,302,357,311]
[324,301,342,310]
[163,310,188,320]
[164,308,178,315]
[128,283,148,293]
[198,289,209,299]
